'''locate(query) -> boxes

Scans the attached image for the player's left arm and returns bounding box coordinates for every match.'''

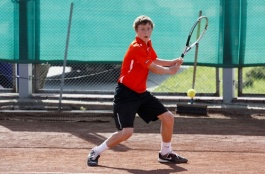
[154,57,183,67]
[148,62,181,75]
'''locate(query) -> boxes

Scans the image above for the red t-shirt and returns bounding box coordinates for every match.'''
[118,37,158,93]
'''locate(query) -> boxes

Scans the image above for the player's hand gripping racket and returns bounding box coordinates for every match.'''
[180,16,208,58]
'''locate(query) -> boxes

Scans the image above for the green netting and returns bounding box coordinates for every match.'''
[241,0,265,67]
[39,0,220,66]
[0,0,16,61]
[0,0,265,67]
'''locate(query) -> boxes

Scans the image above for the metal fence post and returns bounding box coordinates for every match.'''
[220,0,240,102]
[223,68,235,103]
[18,0,32,98]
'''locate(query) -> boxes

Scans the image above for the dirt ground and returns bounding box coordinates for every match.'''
[0,109,265,174]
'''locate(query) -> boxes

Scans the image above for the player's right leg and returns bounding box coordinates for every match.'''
[87,83,139,166]
[87,128,134,166]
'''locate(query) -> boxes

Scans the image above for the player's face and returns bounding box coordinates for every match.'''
[136,23,153,44]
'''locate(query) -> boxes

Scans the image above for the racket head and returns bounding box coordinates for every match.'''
[187,16,208,48]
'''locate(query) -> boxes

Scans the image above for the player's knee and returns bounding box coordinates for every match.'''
[166,113,175,126]
[121,128,134,141]
[159,112,174,126]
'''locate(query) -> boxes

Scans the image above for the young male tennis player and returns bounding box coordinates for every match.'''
[87,15,188,166]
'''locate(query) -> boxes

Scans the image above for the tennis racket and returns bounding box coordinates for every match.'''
[180,16,208,58]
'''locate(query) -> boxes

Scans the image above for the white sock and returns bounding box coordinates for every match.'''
[95,141,109,155]
[160,142,172,155]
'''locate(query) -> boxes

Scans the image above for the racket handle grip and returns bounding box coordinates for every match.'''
[181,53,185,58]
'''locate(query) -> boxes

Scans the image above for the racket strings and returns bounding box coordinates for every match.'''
[189,17,207,46]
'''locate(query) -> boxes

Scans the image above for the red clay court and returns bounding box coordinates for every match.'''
[0,108,265,174]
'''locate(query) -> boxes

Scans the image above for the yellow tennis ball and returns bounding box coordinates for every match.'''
[187,89,196,98]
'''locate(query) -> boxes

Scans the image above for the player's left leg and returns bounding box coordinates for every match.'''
[137,91,188,164]
[158,111,174,143]
[158,112,188,164]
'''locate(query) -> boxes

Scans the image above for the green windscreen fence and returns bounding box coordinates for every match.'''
[0,0,265,67]
[0,1,16,61]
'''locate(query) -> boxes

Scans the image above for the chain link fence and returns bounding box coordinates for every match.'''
[1,63,264,97]
[0,0,265,97]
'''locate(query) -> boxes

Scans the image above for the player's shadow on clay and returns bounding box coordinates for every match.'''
[99,163,187,174]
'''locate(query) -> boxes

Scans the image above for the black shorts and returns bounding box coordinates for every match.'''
[113,83,168,130]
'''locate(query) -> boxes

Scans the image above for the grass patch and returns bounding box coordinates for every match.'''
[153,66,265,95]
[153,66,218,93]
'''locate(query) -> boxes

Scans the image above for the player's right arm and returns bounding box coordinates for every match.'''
[148,62,181,75]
